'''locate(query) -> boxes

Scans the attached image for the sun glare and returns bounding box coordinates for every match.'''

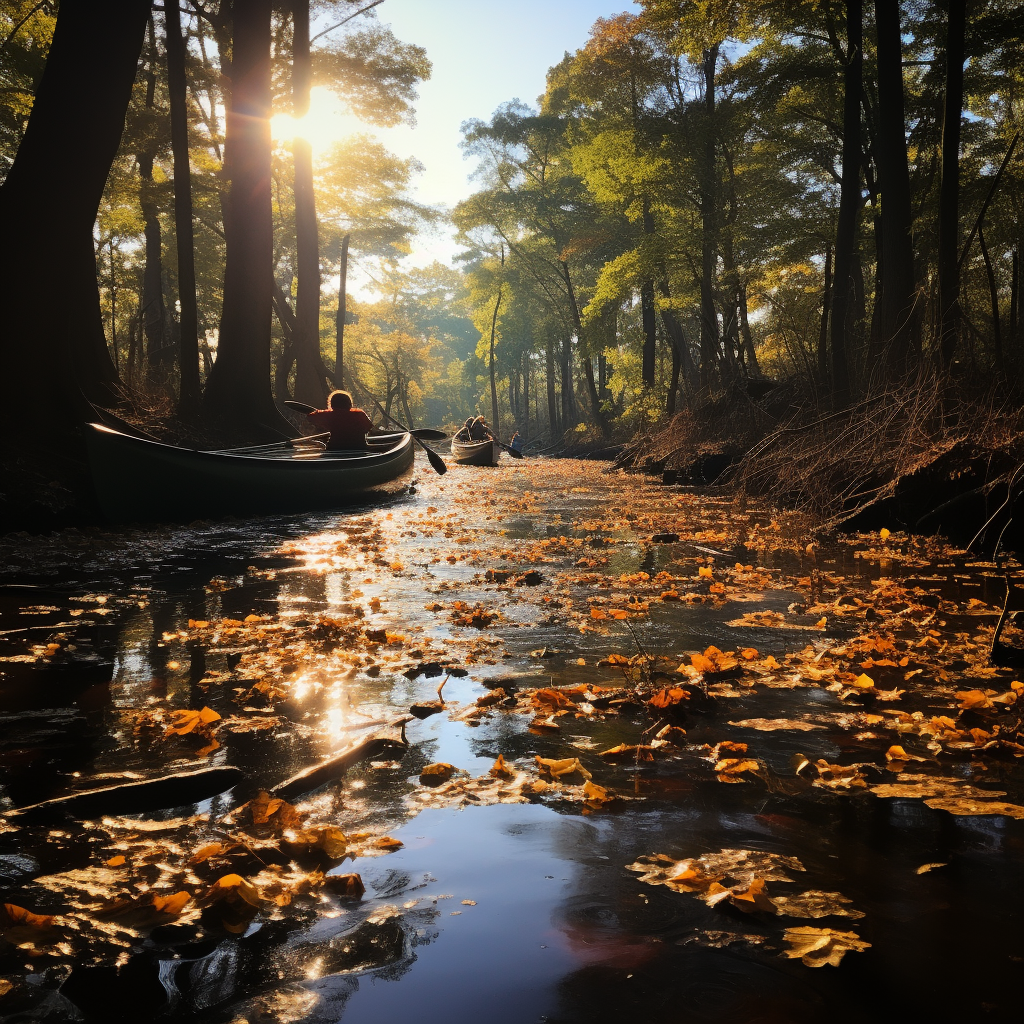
[270,86,360,152]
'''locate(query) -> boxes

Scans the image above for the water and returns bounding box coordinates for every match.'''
[0,454,1021,1022]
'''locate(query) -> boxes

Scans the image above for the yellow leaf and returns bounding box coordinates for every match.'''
[152,891,191,915]
[420,763,456,784]
[698,566,713,578]
[880,528,891,542]
[490,754,516,779]
[105,855,126,867]
[852,673,876,690]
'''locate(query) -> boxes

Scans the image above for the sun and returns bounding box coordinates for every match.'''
[270,86,360,152]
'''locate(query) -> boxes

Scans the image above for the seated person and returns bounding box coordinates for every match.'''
[307,390,373,451]
[468,416,493,442]
[454,416,475,442]
[509,430,524,453]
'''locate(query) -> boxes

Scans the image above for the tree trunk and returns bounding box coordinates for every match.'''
[0,0,150,426]
[335,233,350,388]
[874,0,918,370]
[561,336,576,428]
[560,259,608,431]
[522,349,530,435]
[489,285,502,437]
[139,23,170,380]
[1011,245,1019,353]
[166,0,202,420]
[938,0,966,365]
[203,0,285,435]
[698,43,721,391]
[979,225,1001,369]
[291,0,327,406]
[818,244,832,381]
[546,333,559,435]
[641,280,657,389]
[829,0,861,404]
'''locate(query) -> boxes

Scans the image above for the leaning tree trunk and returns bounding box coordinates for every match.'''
[560,259,609,432]
[874,0,918,370]
[488,284,502,437]
[0,0,150,427]
[829,0,861,404]
[291,0,327,406]
[938,0,966,366]
[166,0,202,420]
[203,0,286,436]
[335,233,350,388]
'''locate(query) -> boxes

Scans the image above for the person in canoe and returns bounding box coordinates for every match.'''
[453,417,475,442]
[468,416,494,442]
[307,390,374,451]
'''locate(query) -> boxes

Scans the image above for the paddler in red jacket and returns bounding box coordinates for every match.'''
[307,390,374,450]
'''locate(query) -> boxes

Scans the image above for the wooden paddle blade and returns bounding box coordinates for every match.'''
[424,446,447,475]
[507,447,524,459]
[409,428,449,441]
[284,400,317,413]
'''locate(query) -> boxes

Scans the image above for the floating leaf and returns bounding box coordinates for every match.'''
[923,797,1024,818]
[771,890,864,920]
[728,719,823,732]
[782,926,870,967]
[420,762,457,785]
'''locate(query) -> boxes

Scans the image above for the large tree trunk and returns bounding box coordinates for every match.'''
[938,0,966,366]
[873,0,918,370]
[829,0,861,404]
[139,22,170,380]
[291,0,327,406]
[166,0,202,420]
[698,43,721,391]
[203,0,285,435]
[0,0,150,426]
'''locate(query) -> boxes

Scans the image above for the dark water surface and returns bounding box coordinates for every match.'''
[0,454,1021,1022]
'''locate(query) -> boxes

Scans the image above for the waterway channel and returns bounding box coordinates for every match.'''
[1,453,1022,1022]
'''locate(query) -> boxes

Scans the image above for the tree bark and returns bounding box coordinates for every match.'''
[166,0,202,420]
[203,0,285,435]
[873,0,918,369]
[291,0,327,406]
[335,233,350,388]
[938,0,966,365]
[641,280,657,389]
[829,0,861,404]
[0,0,150,426]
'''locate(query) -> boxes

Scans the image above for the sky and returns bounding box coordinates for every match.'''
[304,0,641,272]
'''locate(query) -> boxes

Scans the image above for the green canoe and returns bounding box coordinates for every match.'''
[84,423,415,522]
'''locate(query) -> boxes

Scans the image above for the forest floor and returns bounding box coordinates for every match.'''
[1,456,1023,1022]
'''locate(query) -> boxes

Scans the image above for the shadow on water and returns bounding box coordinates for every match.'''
[0,455,1022,1021]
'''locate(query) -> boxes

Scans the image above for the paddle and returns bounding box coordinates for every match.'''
[495,439,524,459]
[283,400,448,442]
[368,399,448,476]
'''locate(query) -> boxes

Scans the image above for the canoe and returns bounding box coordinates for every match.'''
[451,437,500,467]
[84,422,415,522]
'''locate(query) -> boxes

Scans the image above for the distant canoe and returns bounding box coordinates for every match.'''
[451,437,500,466]
[85,423,415,522]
